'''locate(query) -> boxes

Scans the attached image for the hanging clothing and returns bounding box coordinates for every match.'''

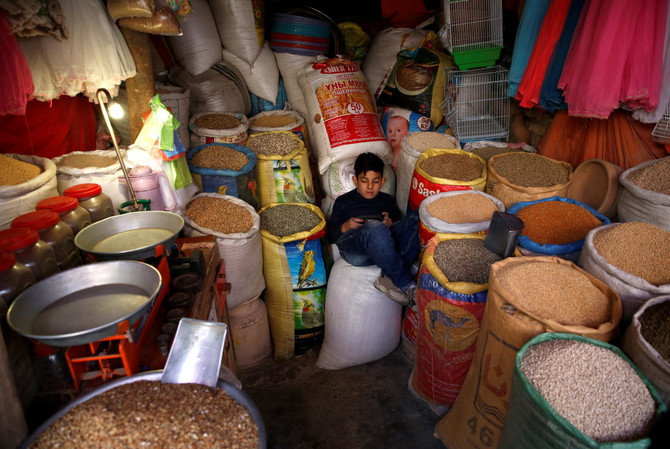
[0,10,34,115]
[507,0,552,98]
[538,0,586,112]
[18,0,136,102]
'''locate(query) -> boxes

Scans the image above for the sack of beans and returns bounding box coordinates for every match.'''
[508,196,609,262]
[0,154,58,229]
[247,131,315,207]
[408,148,486,212]
[418,191,504,258]
[412,234,501,408]
[298,56,392,175]
[189,112,249,148]
[319,156,395,218]
[396,131,460,215]
[617,157,670,232]
[259,203,332,361]
[435,256,622,449]
[578,222,670,321]
[182,193,265,309]
[187,143,259,210]
[463,140,536,162]
[622,295,670,407]
[487,152,573,209]
[316,259,402,370]
[498,332,666,449]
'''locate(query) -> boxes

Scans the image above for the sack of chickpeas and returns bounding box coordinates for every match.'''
[617,157,670,233]
[578,222,670,321]
[189,112,249,148]
[435,256,622,449]
[182,193,265,308]
[498,332,666,449]
[259,203,332,362]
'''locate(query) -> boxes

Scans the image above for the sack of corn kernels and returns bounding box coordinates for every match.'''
[0,154,58,229]
[299,56,392,175]
[435,256,621,449]
[617,157,670,233]
[246,131,315,207]
[259,203,332,362]
[317,258,401,370]
[182,193,265,308]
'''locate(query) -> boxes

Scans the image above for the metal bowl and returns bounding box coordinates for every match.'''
[19,371,267,449]
[7,261,162,347]
[75,211,184,261]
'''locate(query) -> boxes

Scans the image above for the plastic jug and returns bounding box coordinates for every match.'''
[119,166,176,211]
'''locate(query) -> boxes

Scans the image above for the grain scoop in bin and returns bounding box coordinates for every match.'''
[19,318,267,448]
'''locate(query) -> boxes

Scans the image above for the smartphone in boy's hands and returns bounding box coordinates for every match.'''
[356,214,385,222]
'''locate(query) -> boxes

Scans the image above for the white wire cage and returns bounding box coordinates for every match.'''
[441,65,510,142]
[439,0,504,53]
[652,103,670,144]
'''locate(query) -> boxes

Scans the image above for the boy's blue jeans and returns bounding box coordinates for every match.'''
[335,209,420,290]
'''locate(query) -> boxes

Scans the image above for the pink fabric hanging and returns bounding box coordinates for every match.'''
[515,0,572,109]
[0,11,34,115]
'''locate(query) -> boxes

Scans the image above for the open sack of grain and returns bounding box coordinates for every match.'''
[435,256,622,449]
[617,157,670,232]
[189,112,249,148]
[0,154,58,229]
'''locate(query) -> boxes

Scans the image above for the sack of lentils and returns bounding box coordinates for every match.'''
[259,203,332,361]
[182,193,265,309]
[189,112,249,148]
[487,152,573,209]
[408,148,486,212]
[498,332,666,449]
[617,157,670,232]
[508,196,609,262]
[622,295,670,407]
[435,256,622,449]
[578,222,670,321]
[396,131,460,215]
[187,143,259,209]
[247,131,315,207]
[412,234,503,409]
[418,190,504,259]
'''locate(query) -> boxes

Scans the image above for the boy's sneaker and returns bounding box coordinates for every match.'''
[374,274,410,306]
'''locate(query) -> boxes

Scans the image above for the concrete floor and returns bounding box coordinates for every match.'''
[237,342,446,449]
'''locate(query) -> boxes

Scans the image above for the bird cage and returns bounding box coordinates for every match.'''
[439,0,504,70]
[441,65,509,143]
[651,103,670,144]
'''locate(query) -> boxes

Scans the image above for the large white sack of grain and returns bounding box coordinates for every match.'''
[222,43,279,104]
[165,0,220,75]
[275,52,313,117]
[208,0,264,66]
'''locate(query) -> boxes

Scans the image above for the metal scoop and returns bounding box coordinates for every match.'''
[161,318,228,388]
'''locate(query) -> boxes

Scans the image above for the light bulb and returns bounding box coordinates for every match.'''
[107,101,124,120]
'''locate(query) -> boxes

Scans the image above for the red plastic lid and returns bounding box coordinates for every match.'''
[12,210,59,230]
[0,227,39,251]
[0,250,15,272]
[36,195,79,214]
[63,183,102,199]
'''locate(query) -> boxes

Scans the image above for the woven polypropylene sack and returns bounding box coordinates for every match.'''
[275,52,313,118]
[209,0,264,66]
[222,43,278,104]
[617,157,670,233]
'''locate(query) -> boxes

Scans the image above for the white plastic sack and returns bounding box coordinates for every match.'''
[419,190,505,234]
[165,0,221,75]
[578,223,670,320]
[222,43,279,104]
[362,27,428,99]
[155,83,191,150]
[182,193,266,308]
[316,259,402,370]
[208,0,263,66]
[53,149,130,213]
[617,158,670,232]
[299,56,392,174]
[275,52,313,118]
[0,155,58,230]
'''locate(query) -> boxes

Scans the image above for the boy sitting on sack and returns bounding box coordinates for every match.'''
[328,152,420,305]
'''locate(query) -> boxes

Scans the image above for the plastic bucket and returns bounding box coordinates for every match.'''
[270,13,330,56]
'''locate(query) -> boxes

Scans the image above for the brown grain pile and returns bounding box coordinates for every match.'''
[195,114,241,130]
[521,339,656,442]
[31,380,258,448]
[593,222,670,286]
[419,153,484,181]
[627,157,670,195]
[497,259,610,327]
[252,114,297,128]
[248,132,299,156]
[516,201,602,245]
[191,145,249,171]
[426,193,498,223]
[0,154,41,185]
[490,152,570,187]
[406,132,458,151]
[469,145,523,162]
[185,196,253,234]
[639,301,670,361]
[57,153,117,169]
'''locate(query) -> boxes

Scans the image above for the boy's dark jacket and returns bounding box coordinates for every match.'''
[328,190,402,243]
